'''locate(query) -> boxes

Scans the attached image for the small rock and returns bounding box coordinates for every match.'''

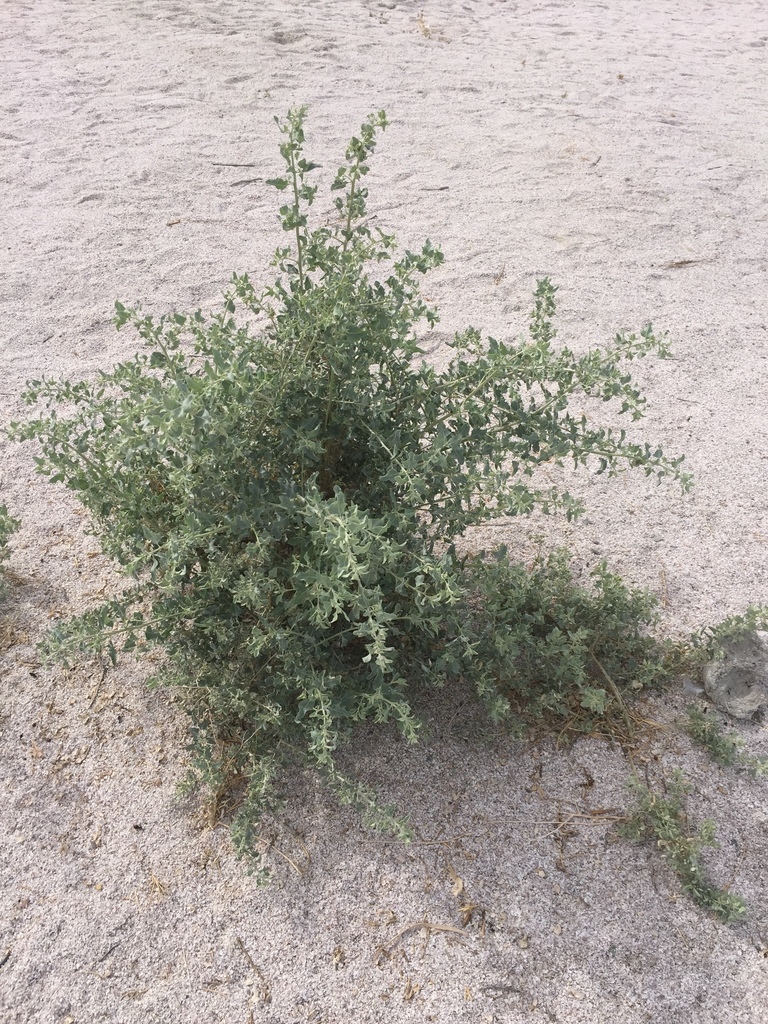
[703,631,768,718]
[682,676,705,696]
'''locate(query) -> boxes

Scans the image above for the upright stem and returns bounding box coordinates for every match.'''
[343,171,358,252]
[324,366,336,428]
[289,149,305,291]
[591,650,635,741]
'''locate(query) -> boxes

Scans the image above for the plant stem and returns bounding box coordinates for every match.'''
[591,650,635,739]
[343,165,359,252]
[289,149,305,291]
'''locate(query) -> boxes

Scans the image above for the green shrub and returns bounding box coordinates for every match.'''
[621,771,747,923]
[685,706,768,777]
[689,606,768,659]
[11,108,688,864]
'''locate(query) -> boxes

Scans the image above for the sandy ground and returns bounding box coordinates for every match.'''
[2,1,768,1021]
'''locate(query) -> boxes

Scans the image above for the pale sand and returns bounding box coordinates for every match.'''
[1,1,768,1022]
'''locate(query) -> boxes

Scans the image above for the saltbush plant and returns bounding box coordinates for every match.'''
[685,706,768,777]
[621,771,747,923]
[12,108,689,864]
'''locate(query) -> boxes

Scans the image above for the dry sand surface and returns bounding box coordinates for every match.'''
[2,0,768,1021]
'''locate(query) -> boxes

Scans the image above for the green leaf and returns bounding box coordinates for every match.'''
[580,687,608,714]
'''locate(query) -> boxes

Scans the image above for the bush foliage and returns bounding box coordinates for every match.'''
[12,108,689,862]
[685,706,768,777]
[621,771,747,924]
